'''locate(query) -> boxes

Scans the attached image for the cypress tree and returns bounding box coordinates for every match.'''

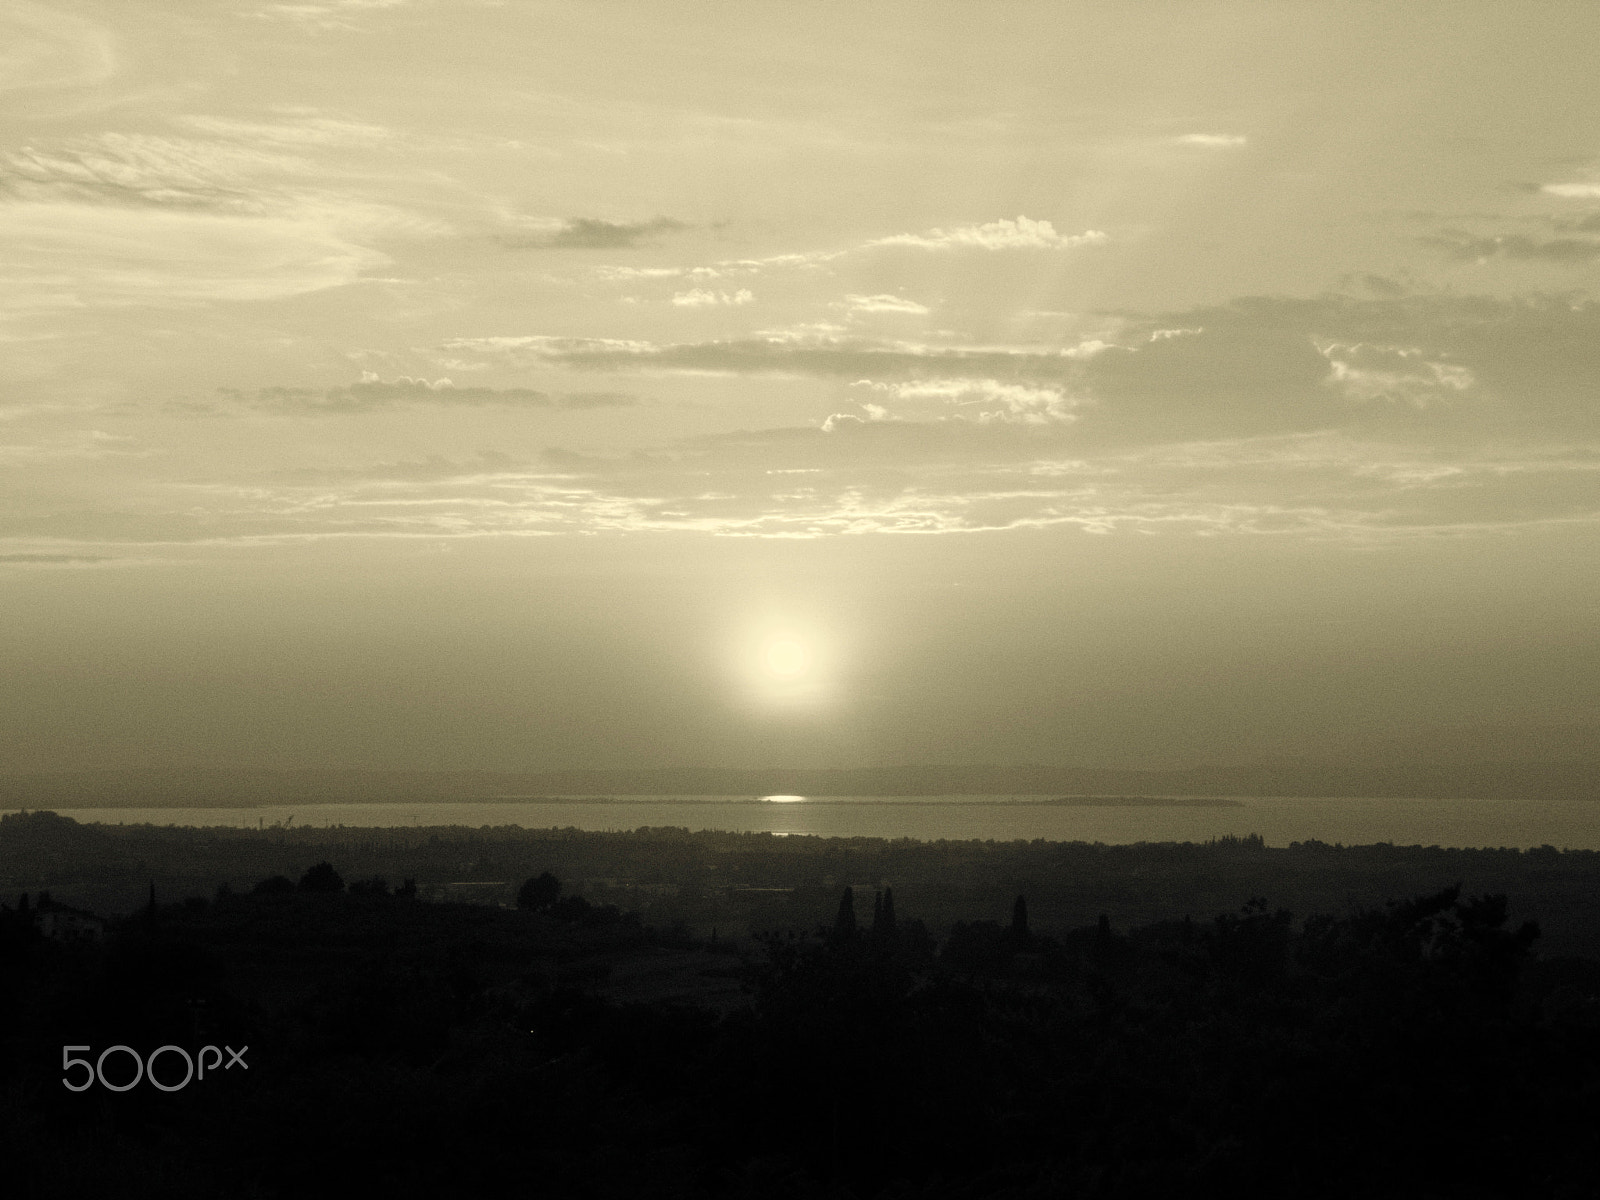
[881,886,897,938]
[1011,895,1029,940]
[833,887,857,942]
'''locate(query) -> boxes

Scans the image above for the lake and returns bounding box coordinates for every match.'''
[10,793,1599,849]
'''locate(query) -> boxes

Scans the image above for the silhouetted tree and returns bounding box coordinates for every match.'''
[349,876,389,897]
[832,887,857,943]
[873,887,898,943]
[298,862,344,893]
[517,872,561,912]
[252,875,295,896]
[1010,895,1029,941]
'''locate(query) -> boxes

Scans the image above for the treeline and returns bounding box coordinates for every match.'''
[7,811,1600,956]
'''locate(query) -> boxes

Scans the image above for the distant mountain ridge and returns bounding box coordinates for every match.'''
[1,760,1596,807]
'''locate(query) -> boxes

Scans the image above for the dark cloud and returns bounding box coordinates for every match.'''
[561,390,640,409]
[1551,211,1600,233]
[1351,273,1407,297]
[498,217,689,250]
[1422,230,1600,263]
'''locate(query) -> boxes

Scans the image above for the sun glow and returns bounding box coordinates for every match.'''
[763,637,809,678]
[727,611,841,711]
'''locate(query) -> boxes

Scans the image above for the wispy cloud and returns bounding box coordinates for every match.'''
[178,113,393,149]
[500,217,689,250]
[1176,133,1247,148]
[587,217,1105,284]
[866,216,1106,252]
[1423,229,1600,263]
[844,294,930,315]
[255,0,409,33]
[0,134,307,212]
[0,116,432,309]
[840,378,1081,426]
[441,331,1099,382]
[448,290,1600,447]
[0,552,109,566]
[221,373,641,413]
[1541,182,1600,199]
[0,3,116,96]
[43,431,1597,546]
[1316,342,1475,406]
[0,202,387,306]
[672,288,753,307]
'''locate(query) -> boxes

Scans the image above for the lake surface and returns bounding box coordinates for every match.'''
[11,794,1600,849]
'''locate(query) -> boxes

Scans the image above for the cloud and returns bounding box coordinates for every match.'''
[1074,292,1600,444]
[501,217,689,250]
[256,0,409,32]
[94,428,1597,544]
[446,290,1600,446]
[843,378,1081,426]
[0,552,108,565]
[177,114,393,149]
[0,134,307,213]
[227,373,641,413]
[0,3,115,96]
[598,264,724,281]
[867,216,1107,252]
[1541,182,1600,199]
[672,288,753,307]
[0,117,439,309]
[0,201,386,307]
[587,217,1102,285]
[1176,133,1248,147]
[444,331,1110,385]
[1423,230,1600,263]
[13,410,1600,550]
[1316,342,1475,406]
[844,294,930,315]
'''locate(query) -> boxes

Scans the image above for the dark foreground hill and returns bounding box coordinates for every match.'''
[2,868,1598,1199]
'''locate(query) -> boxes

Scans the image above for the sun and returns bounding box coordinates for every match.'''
[728,612,838,709]
[763,637,809,679]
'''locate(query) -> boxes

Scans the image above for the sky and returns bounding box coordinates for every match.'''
[2,0,1598,773]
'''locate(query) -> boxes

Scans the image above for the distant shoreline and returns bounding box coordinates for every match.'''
[2,793,1247,810]
[488,794,1248,808]
[4,762,1596,806]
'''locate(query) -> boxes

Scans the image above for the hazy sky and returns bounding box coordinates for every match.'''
[3,1,1598,771]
